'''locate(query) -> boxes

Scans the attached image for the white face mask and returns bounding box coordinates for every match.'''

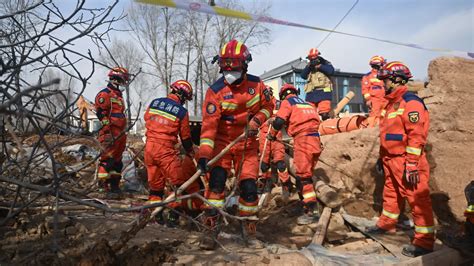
[223,71,242,85]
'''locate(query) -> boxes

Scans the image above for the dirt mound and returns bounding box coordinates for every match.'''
[423,56,474,220]
[318,127,382,201]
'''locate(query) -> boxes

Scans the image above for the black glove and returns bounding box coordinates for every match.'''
[246,118,260,137]
[404,162,420,186]
[198,158,209,175]
[260,161,270,173]
[465,181,474,206]
[310,58,321,66]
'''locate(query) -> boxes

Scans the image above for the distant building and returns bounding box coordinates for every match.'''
[260,58,367,113]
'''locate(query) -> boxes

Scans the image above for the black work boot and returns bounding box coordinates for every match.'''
[106,177,122,199]
[401,244,433,257]
[166,210,180,228]
[98,179,109,193]
[199,209,221,250]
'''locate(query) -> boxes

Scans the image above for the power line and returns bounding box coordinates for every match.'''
[317,0,359,48]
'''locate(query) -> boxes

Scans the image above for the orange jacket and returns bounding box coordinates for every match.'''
[361,69,385,101]
[144,94,192,150]
[95,85,126,132]
[271,95,320,137]
[199,74,274,159]
[379,86,429,163]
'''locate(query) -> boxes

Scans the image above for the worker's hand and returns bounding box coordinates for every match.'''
[404,162,419,186]
[197,158,209,176]
[246,118,261,137]
[260,161,270,173]
[266,117,275,125]
[266,133,276,141]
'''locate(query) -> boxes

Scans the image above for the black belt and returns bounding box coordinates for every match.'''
[110,113,125,118]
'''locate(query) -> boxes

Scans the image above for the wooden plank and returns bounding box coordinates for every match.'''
[311,207,332,245]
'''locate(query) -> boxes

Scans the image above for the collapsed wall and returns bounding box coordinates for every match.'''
[422,57,474,220]
[317,56,474,220]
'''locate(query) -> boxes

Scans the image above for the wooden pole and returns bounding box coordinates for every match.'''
[311,207,332,245]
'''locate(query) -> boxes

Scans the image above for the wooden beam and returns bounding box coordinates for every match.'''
[311,207,332,245]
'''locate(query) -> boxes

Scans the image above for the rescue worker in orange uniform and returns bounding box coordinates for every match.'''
[365,62,435,257]
[300,48,335,121]
[361,55,388,126]
[197,39,274,249]
[144,80,199,227]
[95,67,129,198]
[267,84,322,225]
[451,181,474,250]
[463,182,474,245]
[258,90,291,195]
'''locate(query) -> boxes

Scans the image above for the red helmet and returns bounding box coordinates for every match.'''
[171,80,193,101]
[369,55,385,67]
[307,48,320,60]
[377,61,413,81]
[279,83,299,100]
[218,39,252,71]
[108,67,129,84]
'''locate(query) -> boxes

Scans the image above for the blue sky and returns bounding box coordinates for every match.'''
[250,0,473,79]
[70,0,473,99]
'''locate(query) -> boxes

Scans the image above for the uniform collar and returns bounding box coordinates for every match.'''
[286,95,297,101]
[385,85,407,102]
[107,83,122,96]
[167,94,182,105]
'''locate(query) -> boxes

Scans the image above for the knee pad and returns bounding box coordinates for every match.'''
[295,176,312,191]
[100,158,115,172]
[149,190,164,198]
[301,178,313,186]
[209,166,227,193]
[114,160,124,172]
[240,179,258,202]
[276,160,286,172]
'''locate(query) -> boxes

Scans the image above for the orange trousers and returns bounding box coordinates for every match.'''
[205,136,259,216]
[293,133,321,204]
[309,100,331,115]
[213,137,259,181]
[97,126,126,180]
[377,154,435,250]
[145,141,201,210]
[259,130,289,183]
